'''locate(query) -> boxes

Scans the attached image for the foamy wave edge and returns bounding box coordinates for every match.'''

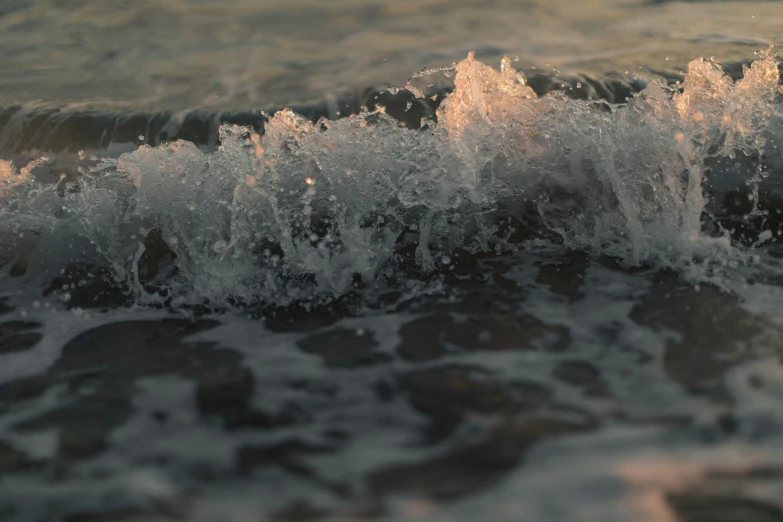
[1,47,782,307]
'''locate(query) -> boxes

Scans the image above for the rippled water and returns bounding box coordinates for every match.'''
[3,1,783,522]
[0,0,780,110]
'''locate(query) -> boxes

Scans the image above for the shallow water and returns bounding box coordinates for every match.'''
[3,1,783,521]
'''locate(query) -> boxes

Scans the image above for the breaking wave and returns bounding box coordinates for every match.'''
[2,47,783,307]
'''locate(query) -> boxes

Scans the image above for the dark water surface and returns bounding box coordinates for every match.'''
[3,1,783,521]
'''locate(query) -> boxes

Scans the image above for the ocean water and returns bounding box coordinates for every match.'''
[2,1,783,521]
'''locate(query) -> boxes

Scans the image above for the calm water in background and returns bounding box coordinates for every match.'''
[0,0,781,110]
[3,2,783,522]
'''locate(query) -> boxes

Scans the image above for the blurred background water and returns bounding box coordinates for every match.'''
[0,0,780,111]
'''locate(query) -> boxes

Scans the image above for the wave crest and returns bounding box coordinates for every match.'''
[2,47,782,306]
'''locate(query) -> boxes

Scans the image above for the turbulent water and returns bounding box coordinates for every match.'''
[4,2,783,522]
[2,49,783,307]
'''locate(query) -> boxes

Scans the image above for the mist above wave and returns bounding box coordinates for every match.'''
[1,47,782,307]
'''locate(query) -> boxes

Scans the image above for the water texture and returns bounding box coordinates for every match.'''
[2,1,783,521]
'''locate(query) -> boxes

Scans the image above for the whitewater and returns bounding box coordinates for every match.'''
[2,48,783,309]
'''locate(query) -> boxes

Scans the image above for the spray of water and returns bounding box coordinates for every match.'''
[1,47,781,307]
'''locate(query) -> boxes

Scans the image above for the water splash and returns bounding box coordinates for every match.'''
[1,47,781,307]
